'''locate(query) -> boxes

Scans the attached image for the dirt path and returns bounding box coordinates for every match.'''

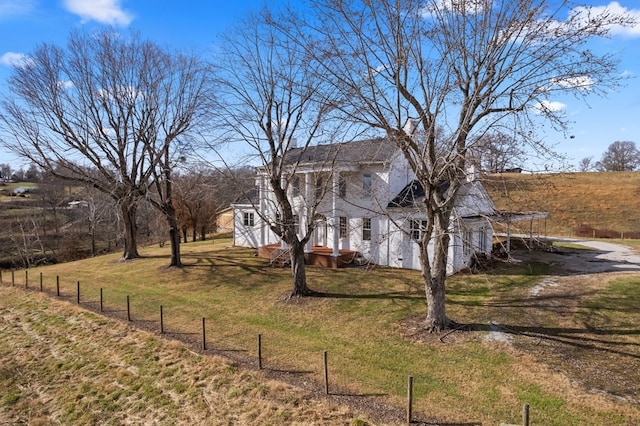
[505,239,640,404]
[547,238,640,273]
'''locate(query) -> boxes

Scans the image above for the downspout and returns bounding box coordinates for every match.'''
[387,216,391,267]
[332,172,339,259]
[305,172,312,252]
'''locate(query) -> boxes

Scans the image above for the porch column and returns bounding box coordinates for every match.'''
[305,172,313,252]
[332,172,340,258]
[258,176,266,247]
[280,175,287,249]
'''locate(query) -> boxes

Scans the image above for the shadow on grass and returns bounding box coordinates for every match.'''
[309,290,423,301]
[411,422,481,426]
[330,391,388,398]
[264,367,314,375]
[179,253,274,275]
[465,323,640,359]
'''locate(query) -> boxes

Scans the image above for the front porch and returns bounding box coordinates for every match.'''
[258,244,360,268]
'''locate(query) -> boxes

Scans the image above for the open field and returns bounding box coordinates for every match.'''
[1,238,639,425]
[0,287,365,425]
[484,171,640,237]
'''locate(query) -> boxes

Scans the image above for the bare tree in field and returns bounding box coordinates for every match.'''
[578,156,594,172]
[596,140,640,171]
[213,9,341,297]
[0,29,213,265]
[174,168,217,243]
[296,0,633,330]
[468,131,526,173]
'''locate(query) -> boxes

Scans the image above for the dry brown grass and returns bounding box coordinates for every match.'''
[0,287,371,425]
[2,239,640,425]
[484,171,640,237]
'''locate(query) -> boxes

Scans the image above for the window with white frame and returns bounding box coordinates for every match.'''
[478,227,487,252]
[339,216,347,238]
[362,173,372,197]
[362,217,371,241]
[243,212,254,227]
[339,175,347,198]
[410,219,428,241]
[463,229,473,257]
[315,175,323,199]
[292,176,300,196]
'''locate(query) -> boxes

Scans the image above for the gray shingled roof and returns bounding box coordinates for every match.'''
[282,138,398,165]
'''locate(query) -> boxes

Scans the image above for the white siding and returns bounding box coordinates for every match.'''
[231,144,495,274]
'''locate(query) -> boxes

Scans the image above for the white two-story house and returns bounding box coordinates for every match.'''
[232,138,497,274]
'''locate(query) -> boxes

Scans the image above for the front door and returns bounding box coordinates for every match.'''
[313,216,327,246]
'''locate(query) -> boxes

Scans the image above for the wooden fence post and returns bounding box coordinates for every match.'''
[257,334,262,369]
[39,272,43,292]
[11,270,14,286]
[76,281,80,304]
[160,305,164,334]
[56,275,59,296]
[407,375,414,424]
[323,351,329,395]
[127,295,131,321]
[25,270,28,288]
[100,288,103,312]
[202,317,207,351]
[523,403,530,426]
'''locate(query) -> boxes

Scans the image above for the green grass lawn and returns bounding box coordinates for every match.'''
[3,238,639,425]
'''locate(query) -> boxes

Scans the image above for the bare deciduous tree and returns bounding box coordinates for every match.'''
[213,9,341,297]
[578,156,594,172]
[596,140,640,171]
[297,0,633,330]
[0,164,11,181]
[468,131,526,174]
[0,29,213,265]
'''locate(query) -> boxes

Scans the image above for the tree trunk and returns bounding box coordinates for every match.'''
[165,203,182,267]
[421,213,455,332]
[289,242,311,297]
[120,200,140,260]
[90,230,96,257]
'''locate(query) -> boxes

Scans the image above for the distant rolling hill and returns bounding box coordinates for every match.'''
[483,171,640,238]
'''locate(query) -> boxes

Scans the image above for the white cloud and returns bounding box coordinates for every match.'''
[533,100,567,114]
[0,52,32,67]
[570,2,640,38]
[422,0,488,17]
[552,75,594,90]
[0,0,36,18]
[63,0,133,26]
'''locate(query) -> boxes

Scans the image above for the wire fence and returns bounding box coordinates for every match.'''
[1,268,533,426]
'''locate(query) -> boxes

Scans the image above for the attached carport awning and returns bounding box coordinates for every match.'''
[492,211,549,253]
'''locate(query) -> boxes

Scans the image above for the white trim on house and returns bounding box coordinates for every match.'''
[231,139,498,274]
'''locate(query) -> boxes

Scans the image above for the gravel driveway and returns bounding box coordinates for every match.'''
[548,238,640,274]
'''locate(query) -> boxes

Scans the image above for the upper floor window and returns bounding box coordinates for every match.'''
[243,212,254,227]
[362,217,372,241]
[362,173,372,196]
[315,175,323,199]
[292,176,300,197]
[339,175,347,198]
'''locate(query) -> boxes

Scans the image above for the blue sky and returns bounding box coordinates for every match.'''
[0,0,639,170]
